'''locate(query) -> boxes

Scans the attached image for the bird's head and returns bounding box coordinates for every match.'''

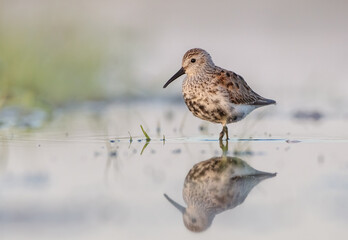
[163,48,214,88]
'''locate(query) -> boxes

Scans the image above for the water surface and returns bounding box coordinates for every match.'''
[0,102,347,239]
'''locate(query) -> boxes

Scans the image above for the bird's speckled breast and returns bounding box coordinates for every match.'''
[182,75,240,124]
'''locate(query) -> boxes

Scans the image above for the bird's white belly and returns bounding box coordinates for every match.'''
[230,103,257,117]
[223,103,258,124]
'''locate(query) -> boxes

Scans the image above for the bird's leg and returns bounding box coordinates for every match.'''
[224,125,229,140]
[219,127,225,140]
[219,124,229,156]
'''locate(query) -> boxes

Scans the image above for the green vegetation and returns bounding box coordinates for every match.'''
[140,141,150,155]
[140,125,151,155]
[140,125,151,141]
[0,24,106,110]
[0,2,150,120]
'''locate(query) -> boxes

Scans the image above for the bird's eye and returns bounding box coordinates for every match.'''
[191,58,196,63]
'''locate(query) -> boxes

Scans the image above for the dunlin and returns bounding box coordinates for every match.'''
[164,156,276,232]
[163,48,276,140]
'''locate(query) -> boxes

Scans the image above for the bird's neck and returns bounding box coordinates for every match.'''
[186,65,215,80]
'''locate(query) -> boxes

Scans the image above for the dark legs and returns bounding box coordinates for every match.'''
[219,124,229,156]
[219,125,229,141]
[225,126,229,140]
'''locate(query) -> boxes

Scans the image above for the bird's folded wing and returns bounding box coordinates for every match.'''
[214,70,274,106]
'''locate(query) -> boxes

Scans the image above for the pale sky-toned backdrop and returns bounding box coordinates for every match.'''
[1,0,347,111]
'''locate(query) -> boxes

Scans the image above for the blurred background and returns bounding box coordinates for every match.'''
[1,0,348,113]
[1,2,348,239]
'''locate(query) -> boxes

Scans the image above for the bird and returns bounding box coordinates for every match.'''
[164,156,276,232]
[163,48,276,140]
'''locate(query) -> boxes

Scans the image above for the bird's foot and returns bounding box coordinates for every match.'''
[220,126,229,140]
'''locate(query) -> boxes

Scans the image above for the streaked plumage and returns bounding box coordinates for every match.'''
[164,156,276,232]
[163,48,276,139]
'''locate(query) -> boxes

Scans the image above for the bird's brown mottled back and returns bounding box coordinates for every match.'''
[210,67,267,105]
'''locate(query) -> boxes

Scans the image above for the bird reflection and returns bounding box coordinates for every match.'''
[164,141,276,232]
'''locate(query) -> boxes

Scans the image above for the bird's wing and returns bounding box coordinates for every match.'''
[212,68,275,105]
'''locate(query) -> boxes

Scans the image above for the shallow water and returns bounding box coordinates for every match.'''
[0,102,347,239]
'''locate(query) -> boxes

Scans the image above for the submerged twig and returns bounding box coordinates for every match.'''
[128,131,133,149]
[128,131,133,143]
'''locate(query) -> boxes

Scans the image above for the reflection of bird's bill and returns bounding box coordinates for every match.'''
[163,67,185,88]
[163,193,185,213]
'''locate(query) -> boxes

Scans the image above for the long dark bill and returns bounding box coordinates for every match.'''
[163,194,185,213]
[163,67,185,88]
